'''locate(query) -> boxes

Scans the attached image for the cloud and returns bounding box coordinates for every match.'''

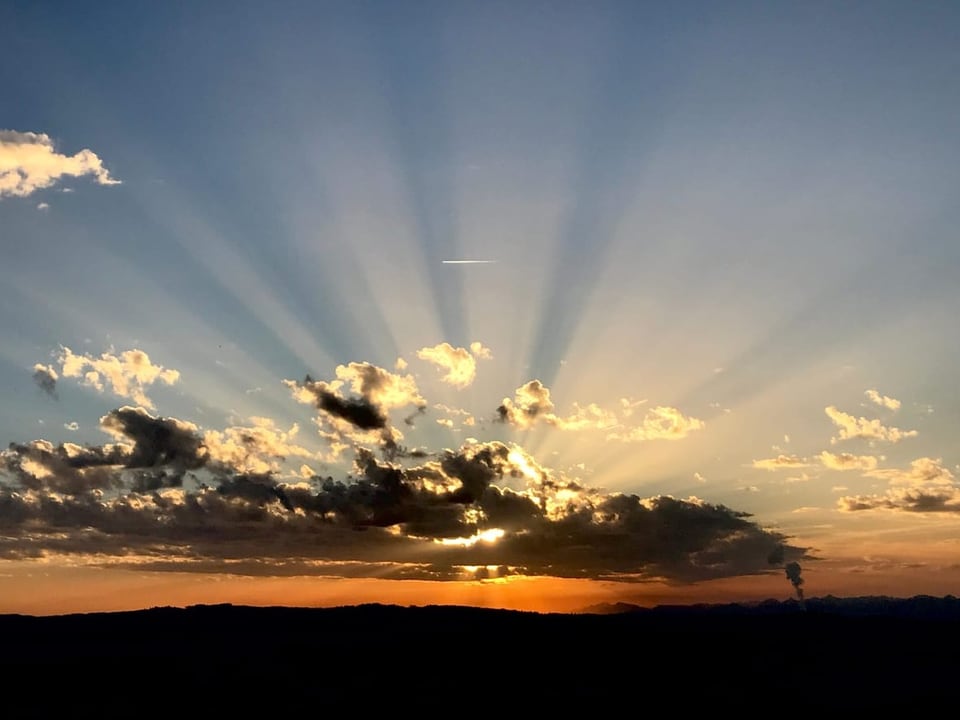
[752,454,810,471]
[204,417,319,475]
[824,406,917,444]
[864,457,955,486]
[56,347,180,410]
[497,381,700,441]
[865,389,901,411]
[497,380,555,429]
[0,130,120,198]
[819,451,879,471]
[284,362,426,461]
[619,397,647,417]
[286,363,423,429]
[32,364,58,398]
[606,406,704,442]
[36,202,49,211]
[288,376,387,431]
[433,404,476,429]
[839,458,960,513]
[469,342,492,360]
[416,341,490,388]
[0,407,806,582]
[64,422,79,431]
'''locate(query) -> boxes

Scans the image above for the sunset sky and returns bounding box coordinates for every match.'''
[2,1,960,614]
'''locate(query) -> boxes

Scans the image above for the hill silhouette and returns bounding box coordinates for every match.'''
[3,595,959,711]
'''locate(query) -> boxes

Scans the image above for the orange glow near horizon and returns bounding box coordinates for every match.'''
[5,559,960,617]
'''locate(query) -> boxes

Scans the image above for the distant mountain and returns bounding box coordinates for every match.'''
[577,601,645,614]
[577,594,960,618]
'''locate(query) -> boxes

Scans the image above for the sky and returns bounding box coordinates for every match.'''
[2,0,959,614]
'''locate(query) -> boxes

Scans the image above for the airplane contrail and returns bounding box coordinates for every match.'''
[441,259,497,264]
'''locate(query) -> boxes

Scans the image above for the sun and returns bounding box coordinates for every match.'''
[437,528,506,548]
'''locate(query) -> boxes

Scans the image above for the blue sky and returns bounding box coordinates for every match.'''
[2,1,960,611]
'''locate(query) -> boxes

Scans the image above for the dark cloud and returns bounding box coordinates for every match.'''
[293,376,387,430]
[2,440,126,495]
[32,364,58,399]
[101,406,207,481]
[318,388,387,430]
[0,413,808,583]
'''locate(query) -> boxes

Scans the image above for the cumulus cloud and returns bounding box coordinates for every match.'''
[32,364,58,398]
[819,451,879,471]
[752,454,810,471]
[497,380,555,429]
[0,407,805,582]
[64,422,79,431]
[824,406,917,444]
[865,389,901,411]
[497,380,700,441]
[0,130,120,198]
[416,341,490,388]
[56,347,180,410]
[204,417,320,475]
[1,346,807,583]
[284,362,426,461]
[839,458,960,513]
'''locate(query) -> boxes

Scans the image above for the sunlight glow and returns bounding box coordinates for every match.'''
[438,528,506,547]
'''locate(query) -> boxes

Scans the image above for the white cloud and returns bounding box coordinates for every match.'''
[0,130,120,198]
[824,406,917,444]
[64,422,79,431]
[57,347,180,410]
[865,389,901,411]
[693,472,706,483]
[36,202,49,211]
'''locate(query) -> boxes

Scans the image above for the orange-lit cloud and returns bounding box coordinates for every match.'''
[819,451,879,472]
[752,454,811,471]
[865,389,901,411]
[824,406,917,444]
[416,341,490,388]
[839,458,959,513]
[497,381,701,441]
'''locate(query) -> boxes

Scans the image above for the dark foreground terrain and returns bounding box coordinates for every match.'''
[3,595,958,711]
